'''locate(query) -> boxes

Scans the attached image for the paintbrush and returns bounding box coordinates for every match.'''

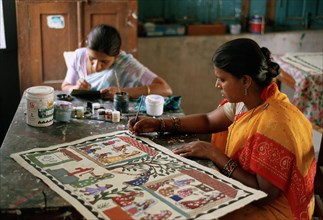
[135,96,145,123]
[114,69,121,93]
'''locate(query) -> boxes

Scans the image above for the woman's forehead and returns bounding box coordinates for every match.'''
[87,49,114,60]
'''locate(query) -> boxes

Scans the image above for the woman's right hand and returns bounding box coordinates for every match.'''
[75,78,91,90]
[128,117,161,134]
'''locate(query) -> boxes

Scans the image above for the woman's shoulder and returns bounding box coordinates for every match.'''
[260,100,312,133]
[74,47,87,55]
[116,51,135,63]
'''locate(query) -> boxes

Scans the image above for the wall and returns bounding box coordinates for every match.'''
[137,30,323,115]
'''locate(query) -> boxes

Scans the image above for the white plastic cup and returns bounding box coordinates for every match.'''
[230,24,241,35]
[145,94,164,116]
[26,86,54,127]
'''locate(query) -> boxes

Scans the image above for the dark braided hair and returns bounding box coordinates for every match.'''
[87,24,121,57]
[212,38,280,88]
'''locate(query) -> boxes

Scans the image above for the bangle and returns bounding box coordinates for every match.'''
[171,116,181,133]
[158,118,165,135]
[221,159,238,177]
[146,85,150,95]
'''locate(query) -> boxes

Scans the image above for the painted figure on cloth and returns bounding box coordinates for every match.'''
[80,183,113,196]
[128,38,316,220]
[61,24,172,99]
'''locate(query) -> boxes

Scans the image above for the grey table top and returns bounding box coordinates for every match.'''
[0,91,214,212]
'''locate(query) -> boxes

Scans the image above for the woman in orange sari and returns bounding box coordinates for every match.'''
[128,38,316,219]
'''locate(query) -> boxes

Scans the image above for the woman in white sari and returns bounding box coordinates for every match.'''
[62,24,172,99]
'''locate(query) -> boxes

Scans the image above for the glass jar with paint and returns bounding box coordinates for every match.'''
[114,92,129,113]
[54,100,73,122]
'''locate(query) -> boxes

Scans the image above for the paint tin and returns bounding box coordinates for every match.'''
[26,86,54,127]
[145,94,164,116]
[250,15,265,34]
[54,101,73,122]
[114,92,129,113]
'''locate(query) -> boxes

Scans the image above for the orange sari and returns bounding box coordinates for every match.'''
[215,83,316,220]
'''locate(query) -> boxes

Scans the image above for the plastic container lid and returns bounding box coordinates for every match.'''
[54,100,73,110]
[145,95,165,105]
[26,86,54,96]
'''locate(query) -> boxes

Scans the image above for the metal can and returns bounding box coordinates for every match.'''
[26,86,54,127]
[250,15,265,34]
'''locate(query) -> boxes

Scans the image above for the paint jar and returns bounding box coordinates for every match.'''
[54,101,73,122]
[114,92,129,113]
[112,110,120,123]
[26,86,54,127]
[145,94,164,116]
[250,15,265,34]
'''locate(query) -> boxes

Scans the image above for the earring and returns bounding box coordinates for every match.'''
[244,88,248,96]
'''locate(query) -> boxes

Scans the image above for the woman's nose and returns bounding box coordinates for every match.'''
[215,80,220,89]
[92,60,103,72]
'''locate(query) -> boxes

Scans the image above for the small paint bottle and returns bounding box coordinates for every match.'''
[75,106,85,118]
[105,109,113,121]
[98,108,105,120]
[112,111,120,123]
[92,102,101,118]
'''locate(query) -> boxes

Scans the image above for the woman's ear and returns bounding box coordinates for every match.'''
[242,75,252,88]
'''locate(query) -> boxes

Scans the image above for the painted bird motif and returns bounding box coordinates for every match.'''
[124,169,153,186]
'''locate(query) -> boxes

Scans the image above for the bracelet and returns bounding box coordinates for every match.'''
[158,118,165,135]
[146,85,151,95]
[221,159,238,177]
[171,116,181,133]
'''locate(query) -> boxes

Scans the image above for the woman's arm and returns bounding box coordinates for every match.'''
[101,76,173,99]
[61,78,91,91]
[173,141,281,206]
[129,106,232,134]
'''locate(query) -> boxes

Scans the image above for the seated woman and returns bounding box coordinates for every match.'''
[61,24,173,99]
[128,38,316,220]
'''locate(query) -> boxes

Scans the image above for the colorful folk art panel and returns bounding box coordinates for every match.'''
[11,131,266,219]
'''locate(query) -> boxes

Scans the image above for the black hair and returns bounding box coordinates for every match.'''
[87,24,121,56]
[212,38,280,87]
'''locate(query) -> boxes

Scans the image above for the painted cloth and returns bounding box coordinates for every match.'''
[64,48,157,91]
[219,83,316,220]
[273,53,323,128]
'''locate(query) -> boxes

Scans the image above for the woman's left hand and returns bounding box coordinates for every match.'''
[173,141,218,160]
